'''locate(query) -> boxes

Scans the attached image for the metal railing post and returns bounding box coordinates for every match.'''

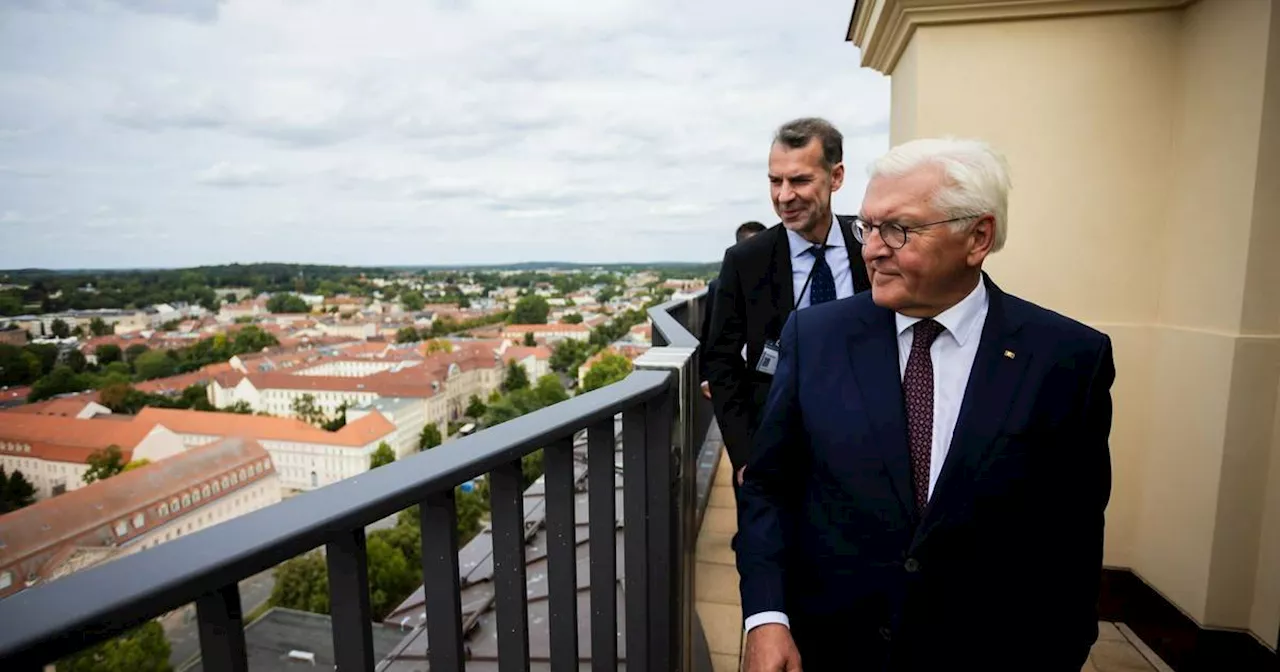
[634,336,698,672]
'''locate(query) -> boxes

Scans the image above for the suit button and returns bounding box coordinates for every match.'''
[904,558,921,573]
[879,626,892,642]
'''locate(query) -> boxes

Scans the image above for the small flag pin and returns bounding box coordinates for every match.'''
[1004,350,1016,359]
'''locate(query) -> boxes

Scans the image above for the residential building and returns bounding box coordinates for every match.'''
[0,408,185,499]
[0,327,27,346]
[133,407,397,493]
[499,323,590,343]
[346,397,426,458]
[502,345,553,383]
[0,437,279,600]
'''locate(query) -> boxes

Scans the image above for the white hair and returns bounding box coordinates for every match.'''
[868,137,1012,252]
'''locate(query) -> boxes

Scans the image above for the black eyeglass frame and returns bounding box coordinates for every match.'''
[852,214,983,249]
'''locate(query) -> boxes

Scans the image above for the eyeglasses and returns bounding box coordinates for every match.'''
[852,214,980,249]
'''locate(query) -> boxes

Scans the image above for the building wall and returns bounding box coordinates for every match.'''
[857,0,1280,646]
[0,453,88,499]
[174,432,376,493]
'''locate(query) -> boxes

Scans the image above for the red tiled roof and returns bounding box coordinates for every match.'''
[0,412,157,464]
[133,407,394,447]
[0,437,273,574]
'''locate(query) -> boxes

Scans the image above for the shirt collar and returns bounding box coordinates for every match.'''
[894,278,988,347]
[786,212,842,259]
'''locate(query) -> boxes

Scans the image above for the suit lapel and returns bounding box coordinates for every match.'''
[771,225,795,329]
[919,276,1031,530]
[847,307,917,521]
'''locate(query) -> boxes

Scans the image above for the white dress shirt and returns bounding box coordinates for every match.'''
[786,214,855,310]
[744,279,990,633]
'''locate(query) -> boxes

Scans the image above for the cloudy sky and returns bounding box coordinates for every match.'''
[0,0,889,269]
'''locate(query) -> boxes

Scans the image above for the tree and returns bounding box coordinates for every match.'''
[370,441,396,469]
[57,620,172,672]
[63,348,87,373]
[502,359,529,392]
[321,402,349,431]
[123,344,150,365]
[88,317,112,336]
[28,365,91,402]
[464,394,487,419]
[84,445,126,484]
[50,318,71,339]
[560,313,583,324]
[266,293,309,314]
[291,394,327,426]
[510,295,550,324]
[400,291,425,312]
[549,338,592,375]
[424,339,453,354]
[98,382,137,413]
[0,344,41,385]
[95,344,122,365]
[418,424,442,452]
[271,534,421,621]
[522,332,536,346]
[132,350,177,381]
[582,353,633,392]
[395,327,421,344]
[0,468,37,513]
[533,374,568,406]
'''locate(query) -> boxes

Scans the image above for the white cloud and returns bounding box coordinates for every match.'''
[0,0,890,268]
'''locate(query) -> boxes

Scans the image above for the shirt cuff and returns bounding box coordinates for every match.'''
[744,611,790,633]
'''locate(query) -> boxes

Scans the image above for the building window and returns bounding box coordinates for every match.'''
[230,473,238,485]
[192,489,201,503]
[132,513,145,529]
[114,520,128,537]
[0,571,10,590]
[221,476,230,489]
[202,485,211,498]
[159,503,169,516]
[212,480,221,493]
[238,468,247,481]
[171,498,180,512]
[181,494,191,507]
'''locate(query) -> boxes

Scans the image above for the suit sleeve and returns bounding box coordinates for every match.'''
[697,280,717,382]
[705,249,755,467]
[735,312,804,618]
[1045,334,1115,668]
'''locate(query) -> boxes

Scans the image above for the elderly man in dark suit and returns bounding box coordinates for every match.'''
[737,137,1114,671]
[705,118,872,488]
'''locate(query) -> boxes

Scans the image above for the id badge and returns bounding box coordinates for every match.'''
[755,340,781,376]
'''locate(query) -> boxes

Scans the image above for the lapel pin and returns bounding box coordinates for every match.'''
[1003,350,1016,359]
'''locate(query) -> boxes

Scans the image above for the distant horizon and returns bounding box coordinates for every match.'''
[0,260,722,275]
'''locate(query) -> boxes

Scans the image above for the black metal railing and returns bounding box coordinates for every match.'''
[0,291,716,672]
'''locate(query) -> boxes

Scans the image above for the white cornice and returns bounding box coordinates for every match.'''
[848,0,1196,73]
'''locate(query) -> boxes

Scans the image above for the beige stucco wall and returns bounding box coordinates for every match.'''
[859,0,1279,648]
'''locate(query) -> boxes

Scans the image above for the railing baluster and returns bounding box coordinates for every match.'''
[196,583,248,672]
[491,459,531,672]
[544,436,579,671]
[645,385,676,671]
[588,418,618,671]
[420,490,465,672]
[622,405,650,672]
[327,529,375,672]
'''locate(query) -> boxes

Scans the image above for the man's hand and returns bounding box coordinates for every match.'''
[737,466,746,486]
[744,623,801,672]
[700,380,711,399]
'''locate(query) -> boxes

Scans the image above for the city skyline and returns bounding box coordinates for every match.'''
[0,0,891,269]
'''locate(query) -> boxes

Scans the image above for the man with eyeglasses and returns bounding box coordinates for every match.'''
[737,138,1114,672]
[704,118,871,492]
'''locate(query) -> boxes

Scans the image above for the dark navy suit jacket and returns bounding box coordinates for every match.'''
[736,275,1114,671]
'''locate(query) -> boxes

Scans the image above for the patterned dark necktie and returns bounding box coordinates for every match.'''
[807,245,836,306]
[904,318,945,513]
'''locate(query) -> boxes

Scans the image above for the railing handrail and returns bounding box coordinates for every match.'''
[647,293,703,348]
[0,370,672,665]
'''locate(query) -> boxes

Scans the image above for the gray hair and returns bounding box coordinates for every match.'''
[773,118,843,170]
[868,137,1012,253]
